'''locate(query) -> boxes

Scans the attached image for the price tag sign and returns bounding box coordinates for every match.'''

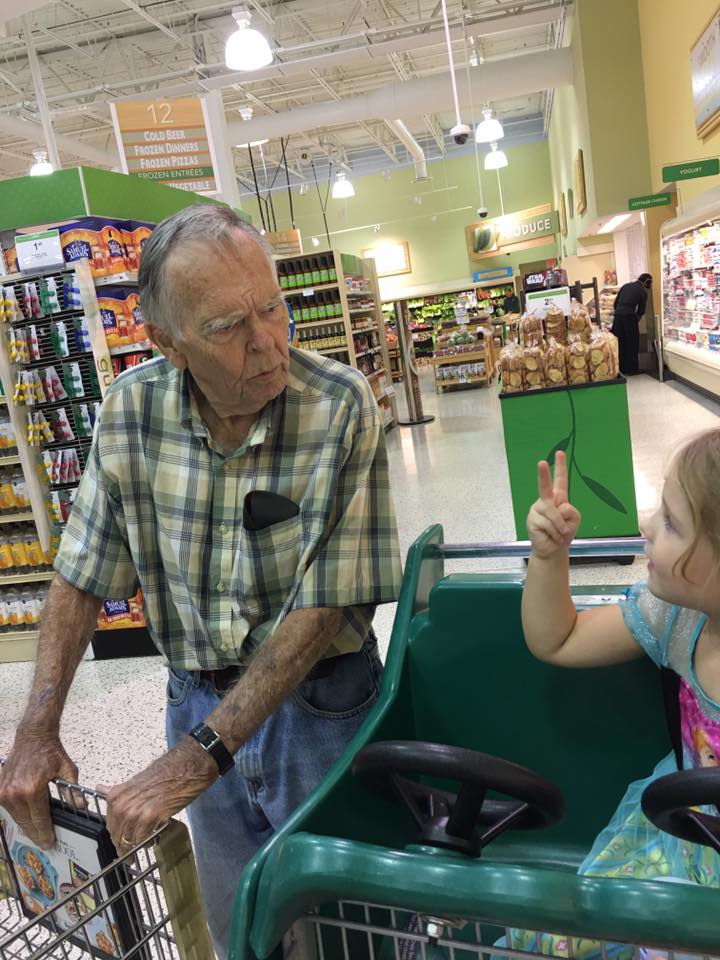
[525,286,572,318]
[16,230,64,273]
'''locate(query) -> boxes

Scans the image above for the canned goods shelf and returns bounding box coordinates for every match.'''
[0,511,34,524]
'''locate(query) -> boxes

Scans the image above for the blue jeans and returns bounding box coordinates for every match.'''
[165,637,383,959]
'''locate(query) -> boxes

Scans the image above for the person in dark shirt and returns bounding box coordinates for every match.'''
[611,273,652,375]
[502,287,520,314]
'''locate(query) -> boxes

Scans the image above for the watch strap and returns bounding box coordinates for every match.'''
[188,722,234,776]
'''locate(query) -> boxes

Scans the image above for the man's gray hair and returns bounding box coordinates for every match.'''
[138,204,274,336]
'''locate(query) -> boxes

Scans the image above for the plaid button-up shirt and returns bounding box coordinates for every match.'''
[55,349,403,670]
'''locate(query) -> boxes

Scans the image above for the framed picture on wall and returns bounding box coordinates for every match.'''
[574,150,587,216]
[692,8,720,139]
[360,240,411,277]
[559,192,568,237]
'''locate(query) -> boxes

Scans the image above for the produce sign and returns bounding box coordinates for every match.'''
[466,205,560,261]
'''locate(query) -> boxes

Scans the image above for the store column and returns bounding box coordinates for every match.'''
[203,90,241,209]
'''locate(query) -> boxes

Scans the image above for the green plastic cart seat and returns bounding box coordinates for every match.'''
[229,526,718,960]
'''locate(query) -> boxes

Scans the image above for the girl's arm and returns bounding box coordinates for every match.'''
[523,453,643,668]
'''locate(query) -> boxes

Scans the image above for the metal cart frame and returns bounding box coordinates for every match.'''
[229,526,720,960]
[0,777,214,959]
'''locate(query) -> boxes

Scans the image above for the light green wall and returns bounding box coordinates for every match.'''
[549,0,652,256]
[549,19,597,256]
[578,0,651,214]
[245,140,558,297]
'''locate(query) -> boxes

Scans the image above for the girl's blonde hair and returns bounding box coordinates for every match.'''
[673,428,720,579]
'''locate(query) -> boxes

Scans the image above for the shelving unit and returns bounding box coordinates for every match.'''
[278,250,397,428]
[0,257,151,663]
[431,342,495,392]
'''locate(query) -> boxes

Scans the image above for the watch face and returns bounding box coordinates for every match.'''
[192,724,218,750]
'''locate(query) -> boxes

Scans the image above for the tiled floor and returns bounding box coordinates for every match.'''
[0,372,718,789]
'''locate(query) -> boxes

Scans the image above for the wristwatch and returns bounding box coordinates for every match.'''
[188,722,235,776]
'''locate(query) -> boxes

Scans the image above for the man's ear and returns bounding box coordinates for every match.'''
[146,322,188,370]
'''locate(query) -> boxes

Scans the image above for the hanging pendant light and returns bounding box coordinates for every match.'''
[331,171,355,199]
[29,149,54,176]
[475,106,504,144]
[484,142,508,170]
[225,8,273,71]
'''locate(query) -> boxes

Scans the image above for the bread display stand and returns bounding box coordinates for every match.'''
[499,378,640,565]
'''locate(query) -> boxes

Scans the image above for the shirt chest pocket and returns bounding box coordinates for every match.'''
[239,515,305,619]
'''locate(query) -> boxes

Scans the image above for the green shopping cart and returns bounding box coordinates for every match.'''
[229,525,720,960]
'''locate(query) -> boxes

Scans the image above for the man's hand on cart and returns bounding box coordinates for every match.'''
[102,737,217,853]
[527,451,581,558]
[0,731,79,848]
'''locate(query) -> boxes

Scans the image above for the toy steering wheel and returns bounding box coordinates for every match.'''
[352,740,564,857]
[642,769,720,854]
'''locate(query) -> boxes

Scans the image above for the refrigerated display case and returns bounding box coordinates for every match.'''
[661,198,720,398]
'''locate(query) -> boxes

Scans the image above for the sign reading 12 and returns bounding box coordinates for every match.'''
[147,101,173,125]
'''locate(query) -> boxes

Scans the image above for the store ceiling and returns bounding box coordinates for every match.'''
[0,0,571,192]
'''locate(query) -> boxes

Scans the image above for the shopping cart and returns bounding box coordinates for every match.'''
[0,775,214,959]
[229,525,720,960]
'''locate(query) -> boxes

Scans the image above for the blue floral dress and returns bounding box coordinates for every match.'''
[508,583,720,959]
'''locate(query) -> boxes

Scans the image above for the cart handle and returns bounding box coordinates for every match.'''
[435,536,645,560]
[408,528,645,613]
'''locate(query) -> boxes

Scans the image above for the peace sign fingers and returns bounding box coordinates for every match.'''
[552,450,569,504]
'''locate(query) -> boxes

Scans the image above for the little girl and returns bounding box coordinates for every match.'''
[515,428,720,957]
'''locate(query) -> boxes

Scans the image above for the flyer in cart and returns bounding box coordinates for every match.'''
[0,800,143,958]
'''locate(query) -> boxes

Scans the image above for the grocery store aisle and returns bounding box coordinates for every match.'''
[0,372,718,787]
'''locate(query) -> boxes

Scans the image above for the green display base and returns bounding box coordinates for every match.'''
[500,378,640,540]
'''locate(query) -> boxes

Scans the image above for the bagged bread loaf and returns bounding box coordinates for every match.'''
[567,335,590,384]
[545,338,567,386]
[545,305,567,345]
[499,344,524,393]
[568,304,592,343]
[588,330,619,382]
[519,311,543,348]
[522,344,545,390]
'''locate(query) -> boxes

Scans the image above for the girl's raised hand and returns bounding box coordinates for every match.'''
[527,451,581,559]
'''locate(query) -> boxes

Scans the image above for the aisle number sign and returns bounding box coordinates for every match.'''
[110,97,219,194]
[525,286,571,319]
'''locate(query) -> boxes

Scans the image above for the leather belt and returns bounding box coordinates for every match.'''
[200,653,341,695]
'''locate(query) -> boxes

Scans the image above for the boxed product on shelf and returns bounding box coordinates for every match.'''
[58,218,153,277]
[97,286,146,349]
[97,589,145,631]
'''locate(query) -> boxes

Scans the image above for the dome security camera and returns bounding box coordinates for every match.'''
[477,206,488,219]
[451,122,471,146]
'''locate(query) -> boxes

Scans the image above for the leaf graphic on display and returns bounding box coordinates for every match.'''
[545,435,571,464]
[581,474,627,514]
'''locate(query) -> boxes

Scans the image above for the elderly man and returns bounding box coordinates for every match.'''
[0,204,402,956]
